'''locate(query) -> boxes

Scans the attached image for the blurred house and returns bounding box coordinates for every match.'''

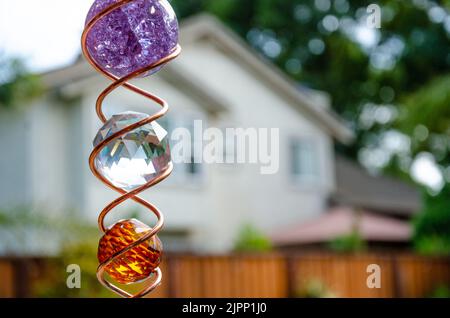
[0,14,418,254]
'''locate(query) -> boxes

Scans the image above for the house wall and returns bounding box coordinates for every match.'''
[0,99,78,213]
[0,108,32,207]
[174,40,336,251]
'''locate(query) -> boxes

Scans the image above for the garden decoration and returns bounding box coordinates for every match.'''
[81,0,181,298]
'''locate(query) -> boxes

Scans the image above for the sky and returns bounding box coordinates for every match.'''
[0,0,93,72]
[0,0,444,191]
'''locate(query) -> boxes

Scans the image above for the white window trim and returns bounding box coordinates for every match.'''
[289,136,323,189]
[162,111,207,190]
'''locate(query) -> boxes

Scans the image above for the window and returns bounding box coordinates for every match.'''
[183,120,203,178]
[158,230,192,252]
[161,113,204,186]
[290,139,320,183]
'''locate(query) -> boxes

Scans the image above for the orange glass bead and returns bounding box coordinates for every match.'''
[98,218,162,284]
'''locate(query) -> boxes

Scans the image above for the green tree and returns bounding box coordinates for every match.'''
[399,74,450,167]
[413,184,450,255]
[0,56,42,109]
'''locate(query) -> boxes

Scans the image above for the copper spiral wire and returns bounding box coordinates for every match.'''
[81,0,181,298]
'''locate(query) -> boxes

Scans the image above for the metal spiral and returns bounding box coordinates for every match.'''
[81,0,181,298]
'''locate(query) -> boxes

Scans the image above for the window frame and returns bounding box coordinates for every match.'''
[289,136,322,187]
[163,111,206,188]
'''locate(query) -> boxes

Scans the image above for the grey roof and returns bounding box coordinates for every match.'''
[333,155,421,216]
[271,207,412,245]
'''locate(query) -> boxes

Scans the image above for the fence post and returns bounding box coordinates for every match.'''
[12,259,31,298]
[391,254,402,298]
[166,255,177,298]
[286,254,297,297]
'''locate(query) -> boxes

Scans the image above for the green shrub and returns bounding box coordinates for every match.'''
[33,239,115,298]
[0,57,42,109]
[234,223,272,252]
[428,285,450,298]
[328,230,366,253]
[296,279,336,298]
[414,184,450,255]
[0,206,96,255]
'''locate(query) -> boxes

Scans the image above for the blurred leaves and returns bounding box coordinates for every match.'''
[0,56,42,109]
[0,206,106,297]
[33,240,114,298]
[428,284,450,298]
[296,279,336,298]
[234,223,272,252]
[0,206,97,256]
[398,74,450,165]
[413,184,450,255]
[328,230,367,253]
[400,74,450,134]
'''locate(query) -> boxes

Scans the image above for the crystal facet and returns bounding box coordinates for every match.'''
[98,219,162,284]
[93,111,171,191]
[85,0,179,78]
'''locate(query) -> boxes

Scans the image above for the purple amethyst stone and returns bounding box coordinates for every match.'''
[85,0,179,78]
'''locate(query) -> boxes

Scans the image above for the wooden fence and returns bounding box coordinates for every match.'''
[1,253,449,298]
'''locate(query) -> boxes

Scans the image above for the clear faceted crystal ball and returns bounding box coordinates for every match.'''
[85,0,179,78]
[93,111,171,191]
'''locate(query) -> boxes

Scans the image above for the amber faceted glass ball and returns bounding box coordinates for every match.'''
[98,219,162,284]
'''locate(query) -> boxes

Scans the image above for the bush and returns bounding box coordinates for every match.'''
[33,240,115,298]
[0,56,42,109]
[414,184,450,255]
[0,206,96,256]
[428,285,450,298]
[296,279,336,298]
[234,224,272,252]
[328,230,366,253]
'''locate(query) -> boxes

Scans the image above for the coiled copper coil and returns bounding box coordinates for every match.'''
[81,0,181,298]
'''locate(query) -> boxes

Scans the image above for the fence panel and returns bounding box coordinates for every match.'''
[0,260,14,297]
[1,253,449,298]
[395,255,450,297]
[167,254,288,298]
[292,253,396,297]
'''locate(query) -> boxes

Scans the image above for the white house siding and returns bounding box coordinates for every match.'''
[0,108,31,207]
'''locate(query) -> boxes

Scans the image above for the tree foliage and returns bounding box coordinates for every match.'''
[414,184,450,255]
[0,56,42,109]
[328,230,367,253]
[399,74,450,166]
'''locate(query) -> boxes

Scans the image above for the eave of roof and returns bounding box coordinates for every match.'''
[333,155,421,216]
[270,207,412,246]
